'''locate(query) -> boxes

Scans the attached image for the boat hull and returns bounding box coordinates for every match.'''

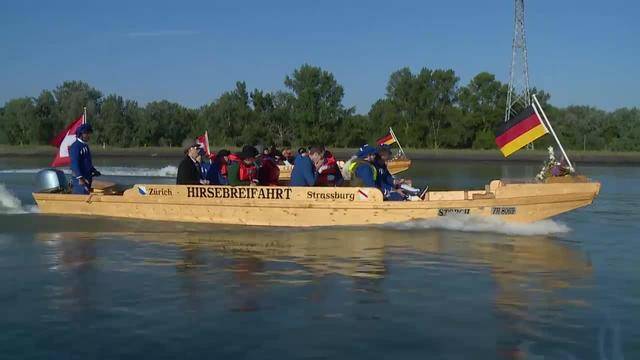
[33,179,600,227]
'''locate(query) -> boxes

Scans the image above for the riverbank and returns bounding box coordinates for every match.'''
[1,145,639,164]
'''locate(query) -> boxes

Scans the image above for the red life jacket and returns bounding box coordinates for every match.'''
[316,154,341,186]
[238,161,257,182]
[224,153,242,176]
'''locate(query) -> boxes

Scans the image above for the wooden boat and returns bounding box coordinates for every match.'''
[33,176,599,227]
[278,158,412,181]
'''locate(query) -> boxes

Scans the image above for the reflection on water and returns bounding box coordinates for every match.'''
[27,225,597,358]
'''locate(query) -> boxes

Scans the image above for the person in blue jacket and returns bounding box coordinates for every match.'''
[348,145,378,188]
[69,124,100,194]
[196,147,211,185]
[289,146,324,186]
[349,144,405,201]
[374,145,405,201]
[207,149,231,185]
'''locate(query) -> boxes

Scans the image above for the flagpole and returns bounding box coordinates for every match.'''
[532,94,575,172]
[83,107,87,124]
[389,127,405,158]
[205,130,210,155]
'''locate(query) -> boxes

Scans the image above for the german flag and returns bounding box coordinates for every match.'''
[495,105,548,157]
[376,132,395,146]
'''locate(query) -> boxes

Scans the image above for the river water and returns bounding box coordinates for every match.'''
[0,156,637,359]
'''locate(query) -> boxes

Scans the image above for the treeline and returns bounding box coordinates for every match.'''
[0,64,638,151]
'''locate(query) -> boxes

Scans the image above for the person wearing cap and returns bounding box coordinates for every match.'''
[348,145,378,188]
[374,145,406,201]
[227,145,259,186]
[177,144,203,185]
[69,123,100,194]
[196,147,211,185]
[207,149,231,185]
[290,145,324,186]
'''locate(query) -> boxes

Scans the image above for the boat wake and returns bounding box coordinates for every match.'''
[385,216,570,236]
[0,184,37,215]
[0,165,178,178]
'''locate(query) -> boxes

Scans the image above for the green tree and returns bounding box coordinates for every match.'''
[200,81,254,146]
[250,90,297,146]
[458,72,508,148]
[142,101,194,147]
[0,105,6,143]
[375,67,460,148]
[97,95,138,147]
[284,64,353,145]
[34,90,58,144]
[53,81,102,131]
[0,98,37,145]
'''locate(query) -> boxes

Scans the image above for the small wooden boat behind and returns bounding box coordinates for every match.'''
[386,158,412,175]
[278,158,412,181]
[33,176,600,227]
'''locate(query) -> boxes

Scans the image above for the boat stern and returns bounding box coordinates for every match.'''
[488,176,601,222]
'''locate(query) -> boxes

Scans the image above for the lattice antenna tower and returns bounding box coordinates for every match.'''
[504,0,531,122]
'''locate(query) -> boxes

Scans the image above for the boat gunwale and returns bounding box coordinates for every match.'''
[32,187,599,210]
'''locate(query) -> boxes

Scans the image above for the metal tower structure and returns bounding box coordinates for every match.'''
[504,0,531,122]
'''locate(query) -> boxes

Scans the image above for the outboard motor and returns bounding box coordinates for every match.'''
[35,169,69,193]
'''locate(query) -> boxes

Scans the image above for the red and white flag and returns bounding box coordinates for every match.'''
[50,114,86,167]
[196,131,210,156]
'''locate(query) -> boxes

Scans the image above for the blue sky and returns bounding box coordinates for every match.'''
[1,0,638,113]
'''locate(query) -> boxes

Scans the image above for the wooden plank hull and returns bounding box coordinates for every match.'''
[278,158,412,181]
[33,179,600,227]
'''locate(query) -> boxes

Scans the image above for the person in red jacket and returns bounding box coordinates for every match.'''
[228,146,259,186]
[315,150,343,186]
[258,147,281,186]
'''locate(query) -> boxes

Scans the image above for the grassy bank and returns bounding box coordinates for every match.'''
[1,145,640,164]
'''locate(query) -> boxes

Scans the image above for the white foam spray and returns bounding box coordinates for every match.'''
[0,183,37,214]
[385,216,570,236]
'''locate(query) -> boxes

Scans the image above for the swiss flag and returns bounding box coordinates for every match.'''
[50,114,85,167]
[196,131,210,156]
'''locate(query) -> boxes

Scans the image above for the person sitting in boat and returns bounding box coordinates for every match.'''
[294,146,310,165]
[375,145,420,197]
[281,148,295,166]
[258,146,281,186]
[290,145,324,186]
[177,144,204,185]
[228,145,259,186]
[69,124,101,194]
[196,147,211,185]
[207,149,230,185]
[315,150,343,187]
[348,145,378,189]
[374,145,408,201]
[349,144,409,201]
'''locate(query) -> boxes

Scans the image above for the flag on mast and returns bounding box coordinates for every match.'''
[50,111,86,167]
[196,131,210,156]
[495,105,548,157]
[376,131,396,146]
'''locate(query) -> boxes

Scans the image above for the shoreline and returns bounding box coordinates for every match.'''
[1,145,639,164]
